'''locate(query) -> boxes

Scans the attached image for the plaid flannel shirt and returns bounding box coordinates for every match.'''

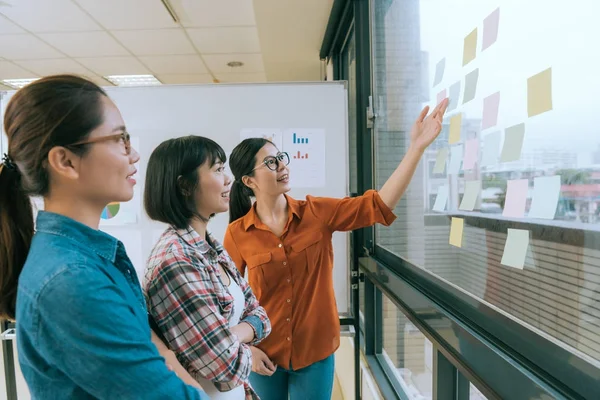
[144,226,271,400]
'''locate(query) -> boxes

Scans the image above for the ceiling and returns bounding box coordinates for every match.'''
[0,0,333,89]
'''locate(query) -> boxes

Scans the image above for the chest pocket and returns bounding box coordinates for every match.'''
[246,252,272,295]
[290,230,323,274]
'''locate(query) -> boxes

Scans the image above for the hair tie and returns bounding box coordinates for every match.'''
[1,153,17,172]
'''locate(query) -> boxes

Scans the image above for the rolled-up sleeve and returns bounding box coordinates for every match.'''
[146,250,253,392]
[307,189,397,232]
[37,265,204,400]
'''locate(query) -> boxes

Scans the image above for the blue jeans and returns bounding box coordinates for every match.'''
[250,354,335,400]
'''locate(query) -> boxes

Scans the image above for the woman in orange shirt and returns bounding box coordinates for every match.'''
[224,99,448,399]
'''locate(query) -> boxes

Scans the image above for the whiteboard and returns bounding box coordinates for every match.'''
[1,82,350,313]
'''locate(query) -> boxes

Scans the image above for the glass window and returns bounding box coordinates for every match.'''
[372,0,600,364]
[381,294,433,399]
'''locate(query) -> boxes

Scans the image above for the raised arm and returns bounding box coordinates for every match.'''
[146,251,253,392]
[378,98,448,210]
[36,265,205,400]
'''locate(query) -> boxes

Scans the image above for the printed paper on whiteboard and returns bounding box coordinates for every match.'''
[99,137,140,226]
[282,129,326,188]
[240,129,283,150]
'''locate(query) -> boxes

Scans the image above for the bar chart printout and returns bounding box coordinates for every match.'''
[283,129,326,188]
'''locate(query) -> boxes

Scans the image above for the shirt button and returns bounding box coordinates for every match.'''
[278,244,283,248]
[286,318,291,322]
[283,262,287,266]
[287,299,291,303]
[287,337,291,341]
[287,279,291,283]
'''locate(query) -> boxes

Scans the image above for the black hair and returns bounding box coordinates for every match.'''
[228,137,272,223]
[144,135,226,229]
[0,74,106,320]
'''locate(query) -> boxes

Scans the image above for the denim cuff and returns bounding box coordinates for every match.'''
[242,315,264,340]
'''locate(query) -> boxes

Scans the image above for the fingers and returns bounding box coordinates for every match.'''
[436,98,449,119]
[258,362,276,376]
[263,357,276,371]
[416,105,429,123]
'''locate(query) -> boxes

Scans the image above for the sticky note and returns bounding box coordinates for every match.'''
[503,179,528,218]
[482,8,500,51]
[449,114,462,144]
[448,145,463,175]
[449,217,464,248]
[437,89,447,105]
[433,148,448,174]
[448,81,461,112]
[500,123,525,162]
[481,131,501,167]
[459,180,481,211]
[433,185,449,212]
[463,68,479,104]
[501,229,529,269]
[463,28,478,66]
[482,92,500,129]
[463,138,479,170]
[528,175,561,219]
[527,67,553,117]
[433,58,445,86]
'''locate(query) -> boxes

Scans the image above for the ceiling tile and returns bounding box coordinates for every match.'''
[112,29,195,56]
[75,0,177,30]
[76,57,150,76]
[173,0,256,27]
[38,32,129,58]
[0,14,25,34]
[203,54,264,74]
[215,72,267,83]
[187,27,260,54]
[0,61,38,79]
[0,34,62,60]
[157,74,213,84]
[0,0,100,32]
[15,59,94,76]
[138,55,207,75]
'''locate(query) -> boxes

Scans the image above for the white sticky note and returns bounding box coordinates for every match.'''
[481,131,501,167]
[433,58,445,86]
[501,229,530,269]
[433,185,449,212]
[463,68,479,104]
[459,180,481,211]
[433,148,448,174]
[500,123,525,163]
[528,175,561,219]
[448,145,464,175]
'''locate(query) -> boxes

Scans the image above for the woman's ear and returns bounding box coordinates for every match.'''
[242,175,255,190]
[177,175,192,196]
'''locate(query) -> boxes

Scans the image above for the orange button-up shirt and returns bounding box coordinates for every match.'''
[223,190,396,370]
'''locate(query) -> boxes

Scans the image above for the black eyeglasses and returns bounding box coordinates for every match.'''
[252,152,290,172]
[71,132,131,155]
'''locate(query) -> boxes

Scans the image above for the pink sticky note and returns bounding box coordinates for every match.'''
[482,8,500,51]
[482,92,500,130]
[463,138,479,170]
[437,89,447,105]
[503,179,528,218]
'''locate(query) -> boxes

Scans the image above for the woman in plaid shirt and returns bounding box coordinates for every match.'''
[143,136,271,400]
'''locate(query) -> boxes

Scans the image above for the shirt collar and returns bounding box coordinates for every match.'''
[174,225,221,255]
[35,211,119,263]
[242,194,300,231]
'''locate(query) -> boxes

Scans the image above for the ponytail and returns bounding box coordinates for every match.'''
[229,179,253,223]
[0,165,34,320]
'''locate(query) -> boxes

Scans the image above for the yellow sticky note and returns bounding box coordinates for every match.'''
[527,67,553,117]
[463,28,478,66]
[449,217,464,248]
[449,114,462,144]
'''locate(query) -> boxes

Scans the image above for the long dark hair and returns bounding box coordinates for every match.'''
[228,138,271,223]
[144,135,226,229]
[0,75,107,320]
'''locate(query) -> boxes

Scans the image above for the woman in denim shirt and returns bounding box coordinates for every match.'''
[0,75,208,399]
[143,136,271,400]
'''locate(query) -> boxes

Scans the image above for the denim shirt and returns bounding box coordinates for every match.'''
[16,211,208,400]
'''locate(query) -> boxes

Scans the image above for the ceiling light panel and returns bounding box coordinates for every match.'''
[104,74,162,87]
